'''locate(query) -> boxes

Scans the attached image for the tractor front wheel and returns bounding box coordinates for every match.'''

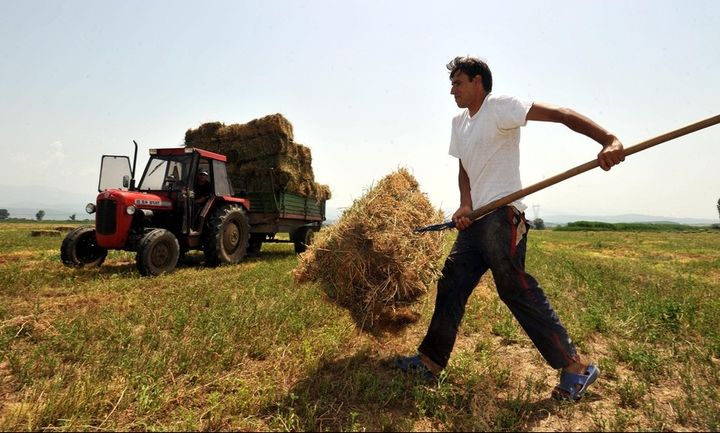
[204,204,250,266]
[136,229,180,276]
[60,226,107,267]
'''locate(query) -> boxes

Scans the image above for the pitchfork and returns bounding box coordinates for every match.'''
[415,114,720,233]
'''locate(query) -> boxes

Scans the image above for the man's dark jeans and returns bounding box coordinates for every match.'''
[418,206,579,370]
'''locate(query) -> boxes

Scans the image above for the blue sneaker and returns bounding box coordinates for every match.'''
[395,355,436,382]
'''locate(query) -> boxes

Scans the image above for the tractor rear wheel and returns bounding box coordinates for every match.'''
[204,204,250,266]
[60,226,107,267]
[136,229,180,276]
[293,226,315,254]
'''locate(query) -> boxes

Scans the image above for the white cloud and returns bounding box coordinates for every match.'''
[50,141,65,159]
[10,154,28,165]
[37,141,66,170]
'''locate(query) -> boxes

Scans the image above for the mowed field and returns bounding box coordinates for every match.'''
[1,221,719,431]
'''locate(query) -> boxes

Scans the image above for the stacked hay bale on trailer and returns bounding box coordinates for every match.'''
[185,114,331,253]
[184,114,330,200]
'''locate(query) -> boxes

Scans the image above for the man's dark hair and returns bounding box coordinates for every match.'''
[447,56,493,92]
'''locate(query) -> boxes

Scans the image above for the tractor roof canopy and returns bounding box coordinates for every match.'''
[150,147,227,162]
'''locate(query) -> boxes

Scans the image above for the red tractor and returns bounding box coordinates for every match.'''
[61,142,252,276]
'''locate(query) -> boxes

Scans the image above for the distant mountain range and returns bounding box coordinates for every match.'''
[325,210,718,227]
[1,184,718,225]
[0,184,96,220]
[540,213,717,226]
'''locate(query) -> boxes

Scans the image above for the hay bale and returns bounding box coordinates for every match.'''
[30,230,61,237]
[293,168,445,333]
[218,113,294,143]
[184,121,224,151]
[185,114,330,200]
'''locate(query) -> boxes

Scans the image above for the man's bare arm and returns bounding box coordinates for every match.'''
[527,102,625,171]
[453,161,474,230]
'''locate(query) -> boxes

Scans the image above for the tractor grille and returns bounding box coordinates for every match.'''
[96,199,117,235]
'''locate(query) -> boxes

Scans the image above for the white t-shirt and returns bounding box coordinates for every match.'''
[448,93,533,213]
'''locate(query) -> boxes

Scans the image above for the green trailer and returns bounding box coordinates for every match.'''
[242,189,325,254]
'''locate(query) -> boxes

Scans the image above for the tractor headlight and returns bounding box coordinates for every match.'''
[85,203,96,214]
[126,205,137,215]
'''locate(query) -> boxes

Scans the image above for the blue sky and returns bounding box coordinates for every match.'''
[1,0,719,220]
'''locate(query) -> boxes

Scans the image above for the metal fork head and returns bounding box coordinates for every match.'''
[414,221,456,233]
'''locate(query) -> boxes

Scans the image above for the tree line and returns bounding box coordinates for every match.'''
[0,209,78,221]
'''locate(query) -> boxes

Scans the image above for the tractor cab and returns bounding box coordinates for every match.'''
[135,147,236,236]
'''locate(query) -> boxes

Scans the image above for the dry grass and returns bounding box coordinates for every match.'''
[293,168,446,333]
[2,222,719,431]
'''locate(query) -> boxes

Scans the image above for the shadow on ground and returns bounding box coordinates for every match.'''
[261,350,421,431]
[260,347,578,431]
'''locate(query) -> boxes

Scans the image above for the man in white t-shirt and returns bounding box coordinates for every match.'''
[396,56,624,401]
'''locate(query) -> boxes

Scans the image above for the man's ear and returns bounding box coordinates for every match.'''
[471,77,477,88]
[470,75,484,91]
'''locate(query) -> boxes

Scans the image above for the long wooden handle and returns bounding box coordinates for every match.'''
[467,113,720,221]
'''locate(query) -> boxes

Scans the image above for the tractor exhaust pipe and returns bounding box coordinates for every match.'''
[130,140,139,190]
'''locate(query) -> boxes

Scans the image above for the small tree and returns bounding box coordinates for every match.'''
[0,209,9,220]
[36,210,45,221]
[717,198,720,222]
[533,218,546,230]
[69,214,76,221]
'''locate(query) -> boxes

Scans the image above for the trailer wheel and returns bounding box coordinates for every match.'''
[60,226,107,267]
[204,204,250,266]
[293,227,315,254]
[136,229,180,276]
